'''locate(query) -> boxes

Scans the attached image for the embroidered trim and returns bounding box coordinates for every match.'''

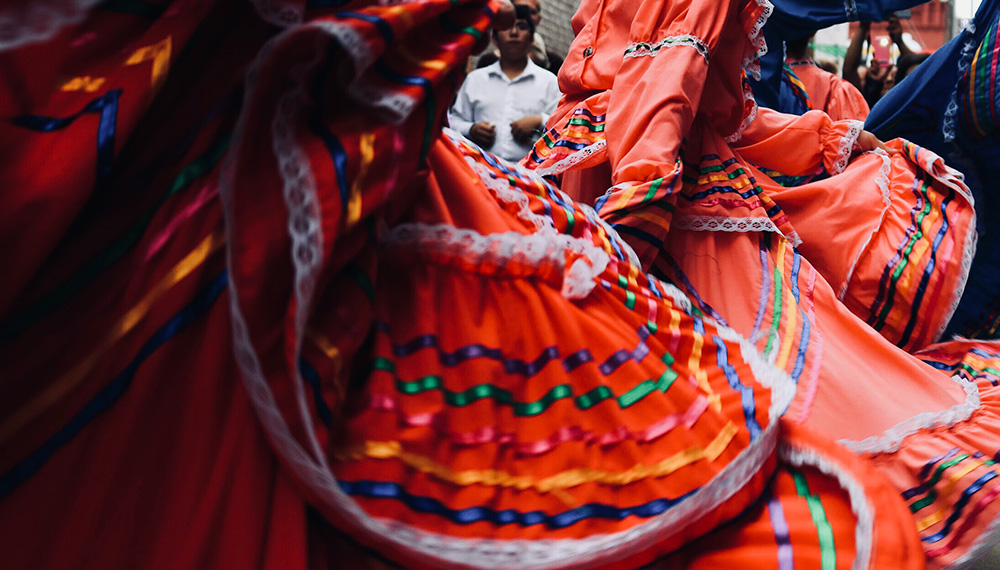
[533,139,608,177]
[465,157,550,231]
[831,120,864,176]
[779,443,873,570]
[842,0,858,20]
[725,85,758,143]
[944,21,978,143]
[624,35,710,62]
[223,21,794,570]
[0,0,102,52]
[381,223,609,300]
[742,0,774,80]
[837,374,980,455]
[673,215,802,247]
[905,144,977,342]
[838,149,892,301]
[317,20,418,124]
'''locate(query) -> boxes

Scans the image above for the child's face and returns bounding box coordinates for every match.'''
[495,20,532,60]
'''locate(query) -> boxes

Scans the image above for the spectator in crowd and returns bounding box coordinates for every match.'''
[785,33,869,121]
[844,15,924,107]
[475,0,564,74]
[449,4,561,162]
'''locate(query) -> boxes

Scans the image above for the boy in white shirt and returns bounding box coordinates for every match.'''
[449,5,561,162]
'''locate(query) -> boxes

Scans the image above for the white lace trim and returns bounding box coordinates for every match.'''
[623,35,710,63]
[673,215,803,248]
[716,321,797,421]
[533,139,607,177]
[250,0,303,27]
[944,21,978,143]
[465,158,550,231]
[741,0,774,81]
[271,33,330,470]
[0,0,102,52]
[837,374,980,455]
[315,19,417,124]
[830,120,864,176]
[906,145,977,342]
[838,149,892,301]
[220,19,800,569]
[381,223,609,300]
[779,444,873,570]
[842,0,858,20]
[724,81,758,144]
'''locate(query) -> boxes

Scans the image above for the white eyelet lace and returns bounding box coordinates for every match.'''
[381,223,610,300]
[624,35,710,62]
[673,215,803,248]
[831,120,864,176]
[837,374,980,455]
[533,139,607,177]
[741,0,774,81]
[944,21,978,143]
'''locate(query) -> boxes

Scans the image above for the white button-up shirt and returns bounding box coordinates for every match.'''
[449,59,561,162]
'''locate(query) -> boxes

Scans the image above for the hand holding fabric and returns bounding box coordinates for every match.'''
[470,122,496,147]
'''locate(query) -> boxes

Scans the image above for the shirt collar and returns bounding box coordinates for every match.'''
[486,58,540,82]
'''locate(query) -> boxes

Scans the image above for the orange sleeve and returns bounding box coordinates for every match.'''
[594,0,741,269]
[730,107,864,176]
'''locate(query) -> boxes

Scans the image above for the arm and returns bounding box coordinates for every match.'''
[886,15,913,59]
[731,107,865,176]
[448,79,477,138]
[843,21,870,91]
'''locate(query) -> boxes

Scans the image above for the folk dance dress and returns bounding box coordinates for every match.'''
[527,0,1000,567]
[0,1,928,570]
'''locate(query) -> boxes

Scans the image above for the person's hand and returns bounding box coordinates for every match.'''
[853,130,891,154]
[886,15,903,44]
[470,122,496,148]
[510,115,542,144]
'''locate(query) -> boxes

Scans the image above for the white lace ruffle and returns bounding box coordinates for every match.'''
[741,0,774,81]
[220,17,798,570]
[465,157,550,231]
[673,214,802,247]
[381,223,610,300]
[837,374,980,455]
[779,443,873,570]
[944,21,978,143]
[0,0,102,52]
[830,120,864,176]
[907,144,977,342]
[724,82,758,143]
[624,35,710,63]
[533,139,607,177]
[838,149,892,301]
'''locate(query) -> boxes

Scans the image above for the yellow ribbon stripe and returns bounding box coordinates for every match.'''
[0,230,224,446]
[338,422,739,504]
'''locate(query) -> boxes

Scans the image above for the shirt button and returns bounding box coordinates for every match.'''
[583,46,594,57]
